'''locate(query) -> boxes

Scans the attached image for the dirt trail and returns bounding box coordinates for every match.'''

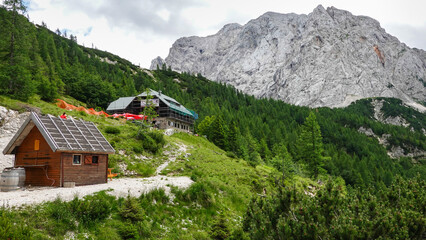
[156,143,187,175]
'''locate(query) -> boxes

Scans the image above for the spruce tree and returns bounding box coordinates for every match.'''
[0,0,35,100]
[227,120,239,153]
[210,115,227,149]
[197,116,214,137]
[298,111,326,178]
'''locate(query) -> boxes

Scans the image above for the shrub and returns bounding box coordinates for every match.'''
[136,130,165,154]
[117,222,139,240]
[104,126,121,134]
[147,130,165,146]
[96,225,121,240]
[127,162,155,177]
[69,191,114,226]
[119,195,144,222]
[139,188,170,205]
[210,213,231,240]
[177,182,214,207]
[136,220,153,238]
[44,198,76,235]
[0,212,33,239]
[226,151,237,159]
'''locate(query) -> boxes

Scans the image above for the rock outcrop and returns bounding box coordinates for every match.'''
[151,5,426,108]
[0,107,29,172]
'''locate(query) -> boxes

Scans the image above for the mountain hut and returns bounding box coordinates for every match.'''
[2,112,115,187]
[106,89,198,132]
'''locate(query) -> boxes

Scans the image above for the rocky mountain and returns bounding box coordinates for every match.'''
[151,5,426,108]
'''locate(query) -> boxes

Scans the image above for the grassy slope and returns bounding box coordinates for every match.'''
[0,95,286,239]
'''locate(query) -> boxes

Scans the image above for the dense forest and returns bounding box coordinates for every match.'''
[0,2,425,239]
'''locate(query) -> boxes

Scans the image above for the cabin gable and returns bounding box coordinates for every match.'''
[14,127,62,187]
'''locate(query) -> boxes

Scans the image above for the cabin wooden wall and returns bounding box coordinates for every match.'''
[62,153,108,186]
[15,127,61,187]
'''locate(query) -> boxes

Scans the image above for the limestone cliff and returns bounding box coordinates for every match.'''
[151,5,426,108]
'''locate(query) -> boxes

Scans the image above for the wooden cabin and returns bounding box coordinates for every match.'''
[106,89,198,132]
[2,112,115,187]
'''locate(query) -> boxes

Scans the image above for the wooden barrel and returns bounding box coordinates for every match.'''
[14,167,26,187]
[1,168,20,192]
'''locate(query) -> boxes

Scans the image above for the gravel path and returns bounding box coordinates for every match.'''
[0,176,192,207]
[156,143,187,174]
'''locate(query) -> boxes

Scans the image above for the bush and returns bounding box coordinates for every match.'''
[0,211,33,239]
[96,225,121,240]
[177,182,214,207]
[147,130,165,146]
[136,130,165,154]
[104,126,121,134]
[226,151,237,159]
[127,162,155,177]
[69,191,115,226]
[44,198,76,235]
[210,213,231,240]
[139,188,170,205]
[117,222,139,240]
[119,195,144,222]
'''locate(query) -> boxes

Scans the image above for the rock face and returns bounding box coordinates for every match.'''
[151,5,426,108]
[0,107,29,172]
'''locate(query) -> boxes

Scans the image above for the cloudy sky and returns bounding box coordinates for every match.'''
[26,0,426,68]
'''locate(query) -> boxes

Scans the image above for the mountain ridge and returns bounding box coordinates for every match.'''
[151,5,426,108]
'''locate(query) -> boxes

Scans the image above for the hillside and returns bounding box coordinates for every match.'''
[151,5,426,108]
[1,96,424,239]
[0,4,425,239]
[0,97,280,238]
[0,3,425,187]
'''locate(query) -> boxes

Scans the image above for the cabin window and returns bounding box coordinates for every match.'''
[84,155,99,165]
[73,155,81,165]
[34,140,40,151]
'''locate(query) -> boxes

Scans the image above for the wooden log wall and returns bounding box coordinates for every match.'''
[62,153,108,186]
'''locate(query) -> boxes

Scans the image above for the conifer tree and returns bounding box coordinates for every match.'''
[3,0,26,66]
[227,120,239,153]
[197,116,214,137]
[0,0,35,100]
[298,111,326,178]
[210,115,227,149]
[258,137,272,162]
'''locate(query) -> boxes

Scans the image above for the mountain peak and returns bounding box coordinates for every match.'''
[151,7,426,108]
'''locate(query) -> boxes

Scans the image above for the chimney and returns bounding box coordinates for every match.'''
[159,90,162,96]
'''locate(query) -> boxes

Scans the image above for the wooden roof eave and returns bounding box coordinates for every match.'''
[31,112,60,152]
[2,112,60,155]
[58,149,116,155]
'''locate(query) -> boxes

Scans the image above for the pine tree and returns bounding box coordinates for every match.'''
[197,115,214,137]
[227,120,239,153]
[3,0,27,66]
[298,112,326,178]
[210,115,227,149]
[258,137,272,162]
[0,0,35,100]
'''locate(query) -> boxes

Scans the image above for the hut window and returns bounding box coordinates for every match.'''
[84,155,99,165]
[34,140,40,151]
[73,155,81,165]
[92,156,99,164]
